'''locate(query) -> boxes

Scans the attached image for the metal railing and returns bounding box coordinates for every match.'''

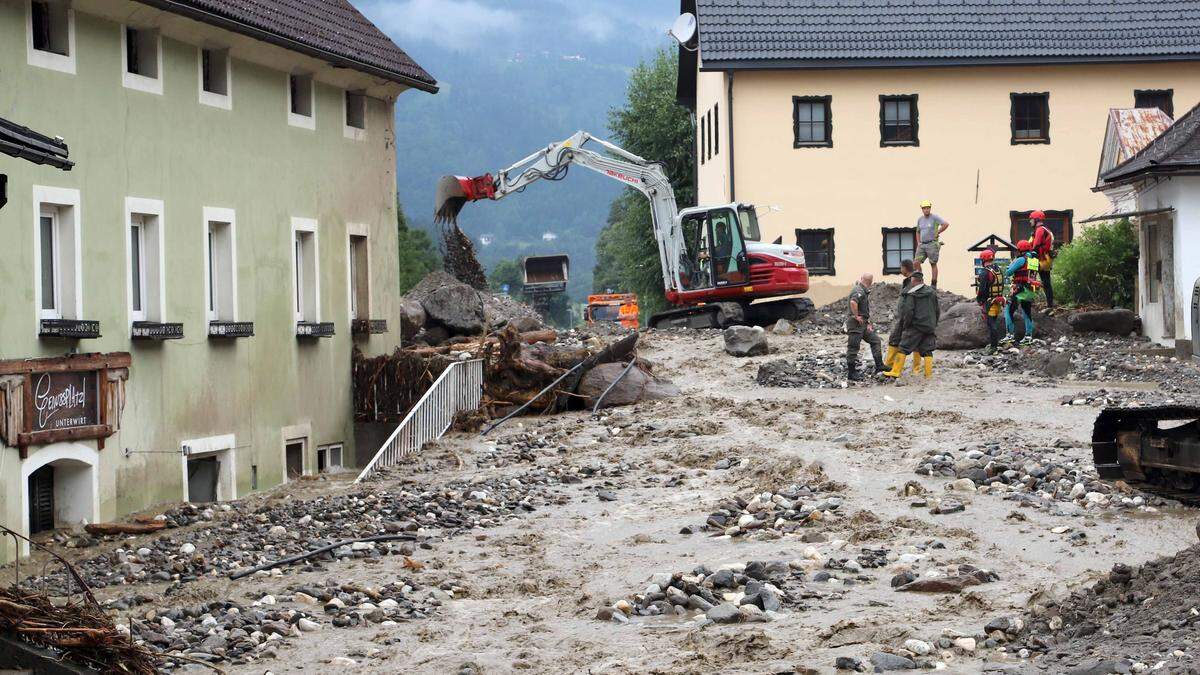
[354,359,484,483]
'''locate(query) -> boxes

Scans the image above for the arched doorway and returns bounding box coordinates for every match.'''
[19,443,99,556]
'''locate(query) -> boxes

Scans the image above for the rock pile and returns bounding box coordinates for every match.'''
[402,271,545,345]
[913,442,1176,512]
[756,353,884,389]
[598,559,800,625]
[1011,544,1200,671]
[703,486,845,538]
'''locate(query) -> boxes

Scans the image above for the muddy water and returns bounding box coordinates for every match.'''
[83,329,1200,673]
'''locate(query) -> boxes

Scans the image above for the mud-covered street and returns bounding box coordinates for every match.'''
[9,324,1200,674]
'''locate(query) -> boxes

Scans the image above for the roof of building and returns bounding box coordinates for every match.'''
[1096,108,1174,185]
[1101,103,1200,183]
[690,0,1200,69]
[0,117,72,170]
[136,0,436,92]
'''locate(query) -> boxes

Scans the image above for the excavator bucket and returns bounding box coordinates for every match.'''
[434,174,496,225]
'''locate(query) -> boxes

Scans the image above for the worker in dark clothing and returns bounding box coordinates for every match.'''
[884,270,940,379]
[884,258,916,369]
[846,273,885,381]
[975,249,1007,355]
[1028,211,1056,308]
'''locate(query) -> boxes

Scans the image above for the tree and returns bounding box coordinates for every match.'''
[396,199,440,293]
[593,48,696,318]
[489,259,524,295]
[1052,218,1139,308]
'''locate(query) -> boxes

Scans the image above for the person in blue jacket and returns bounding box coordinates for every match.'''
[1003,240,1041,346]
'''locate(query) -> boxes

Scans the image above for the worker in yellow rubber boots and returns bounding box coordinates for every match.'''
[883,258,916,369]
[884,270,940,379]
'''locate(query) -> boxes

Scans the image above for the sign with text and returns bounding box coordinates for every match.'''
[31,370,100,432]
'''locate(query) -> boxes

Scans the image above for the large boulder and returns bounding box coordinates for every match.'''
[399,299,426,339]
[1067,308,1140,336]
[422,284,486,335]
[935,301,989,350]
[724,326,768,357]
[578,362,680,409]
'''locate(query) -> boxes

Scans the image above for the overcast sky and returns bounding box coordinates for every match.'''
[361,0,678,54]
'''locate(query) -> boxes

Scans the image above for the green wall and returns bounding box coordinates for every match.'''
[0,2,408,563]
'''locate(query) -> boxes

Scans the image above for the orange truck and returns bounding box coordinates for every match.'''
[586,294,639,329]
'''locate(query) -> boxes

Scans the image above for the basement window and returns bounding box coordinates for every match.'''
[34,186,81,321]
[199,47,231,109]
[1011,93,1049,144]
[288,73,315,129]
[1134,89,1174,118]
[793,96,832,148]
[880,94,918,146]
[126,199,165,323]
[292,218,319,322]
[795,228,835,276]
[882,228,917,275]
[1010,209,1072,247]
[317,444,343,473]
[344,91,366,139]
[122,26,162,94]
[204,208,237,322]
[27,0,74,73]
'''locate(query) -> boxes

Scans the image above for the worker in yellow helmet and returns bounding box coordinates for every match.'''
[915,200,950,287]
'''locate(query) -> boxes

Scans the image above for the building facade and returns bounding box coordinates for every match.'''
[0,0,436,563]
[677,0,1200,302]
[1097,105,1200,355]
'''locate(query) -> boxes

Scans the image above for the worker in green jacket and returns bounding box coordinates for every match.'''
[884,258,916,369]
[884,270,940,379]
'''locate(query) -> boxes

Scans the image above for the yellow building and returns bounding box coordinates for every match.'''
[676,0,1200,302]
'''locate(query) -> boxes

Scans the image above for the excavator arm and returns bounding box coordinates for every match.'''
[435,131,680,295]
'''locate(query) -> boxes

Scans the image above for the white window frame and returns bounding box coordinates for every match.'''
[287,73,316,130]
[281,424,312,483]
[291,217,320,322]
[125,197,166,325]
[180,434,238,502]
[38,207,61,320]
[317,443,344,473]
[198,46,232,110]
[202,207,238,322]
[26,0,75,74]
[343,91,366,141]
[346,223,370,322]
[32,185,82,329]
[121,25,163,95]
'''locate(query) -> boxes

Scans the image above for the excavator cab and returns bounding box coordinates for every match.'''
[679,207,749,290]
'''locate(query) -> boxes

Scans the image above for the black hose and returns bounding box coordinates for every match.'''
[592,357,639,415]
[480,362,586,436]
[228,534,416,580]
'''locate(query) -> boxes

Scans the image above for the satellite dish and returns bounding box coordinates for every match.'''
[668,13,697,47]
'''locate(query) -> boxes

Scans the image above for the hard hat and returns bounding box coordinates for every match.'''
[980,249,995,262]
[1017,239,1033,252]
[1029,210,1046,221]
[920,200,933,208]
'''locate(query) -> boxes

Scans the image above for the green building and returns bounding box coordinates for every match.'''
[0,0,437,564]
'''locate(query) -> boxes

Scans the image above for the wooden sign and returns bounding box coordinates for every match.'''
[30,370,100,432]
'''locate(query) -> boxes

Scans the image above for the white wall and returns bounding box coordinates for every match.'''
[1137,177,1200,347]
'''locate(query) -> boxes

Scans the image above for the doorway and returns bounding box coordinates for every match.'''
[285,440,304,480]
[27,466,54,535]
[187,456,219,503]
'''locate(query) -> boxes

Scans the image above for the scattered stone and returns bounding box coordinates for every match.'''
[724,325,769,357]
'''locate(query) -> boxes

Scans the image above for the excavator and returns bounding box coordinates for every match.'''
[434,131,813,329]
[1093,406,1200,501]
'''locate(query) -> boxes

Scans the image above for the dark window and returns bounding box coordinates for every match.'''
[793,95,832,148]
[31,0,51,51]
[125,27,158,78]
[882,228,917,274]
[714,103,719,156]
[202,48,229,96]
[1011,93,1050,144]
[1010,209,1073,246]
[699,115,706,165]
[795,228,835,275]
[706,109,713,160]
[880,94,918,146]
[28,465,55,535]
[1135,89,1174,118]
[125,27,140,74]
[31,0,68,55]
[345,91,365,129]
[289,74,313,117]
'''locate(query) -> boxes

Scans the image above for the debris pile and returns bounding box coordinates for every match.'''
[440,224,488,290]
[403,270,543,345]
[1011,544,1200,671]
[0,585,160,674]
[703,486,845,539]
[597,560,801,625]
[913,442,1176,512]
[756,355,881,389]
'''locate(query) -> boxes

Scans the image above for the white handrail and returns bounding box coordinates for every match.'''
[354,359,484,483]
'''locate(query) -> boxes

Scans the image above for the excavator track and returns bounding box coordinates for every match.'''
[1092,405,1200,505]
[648,298,815,330]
